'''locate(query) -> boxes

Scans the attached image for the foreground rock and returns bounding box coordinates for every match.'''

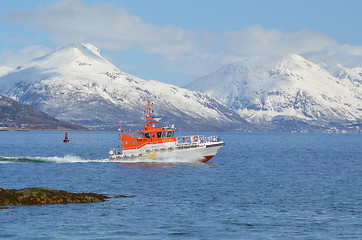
[0,187,108,206]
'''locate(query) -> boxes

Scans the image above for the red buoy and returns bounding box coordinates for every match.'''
[63,132,69,143]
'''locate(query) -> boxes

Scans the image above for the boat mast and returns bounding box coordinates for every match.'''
[144,101,158,127]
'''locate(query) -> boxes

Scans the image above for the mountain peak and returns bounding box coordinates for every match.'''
[78,43,103,57]
[29,43,111,69]
[0,43,119,93]
[187,54,320,100]
[187,54,361,131]
[240,54,315,72]
[60,43,104,59]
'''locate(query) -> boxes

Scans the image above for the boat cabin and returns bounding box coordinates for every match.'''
[119,101,177,151]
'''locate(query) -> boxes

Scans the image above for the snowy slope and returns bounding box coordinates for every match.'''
[0,66,14,77]
[324,64,362,118]
[187,54,361,131]
[0,43,251,131]
[325,64,362,93]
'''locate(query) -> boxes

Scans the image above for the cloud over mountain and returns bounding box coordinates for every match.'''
[224,25,337,56]
[0,45,51,68]
[6,0,214,54]
[6,0,361,79]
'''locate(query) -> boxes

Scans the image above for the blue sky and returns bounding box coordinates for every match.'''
[1,0,362,86]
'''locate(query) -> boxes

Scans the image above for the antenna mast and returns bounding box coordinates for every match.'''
[144,101,157,126]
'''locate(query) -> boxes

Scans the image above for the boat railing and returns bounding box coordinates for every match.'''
[176,135,220,144]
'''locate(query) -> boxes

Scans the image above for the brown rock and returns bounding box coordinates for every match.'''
[0,187,108,206]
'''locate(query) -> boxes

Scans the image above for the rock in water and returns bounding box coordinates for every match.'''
[0,187,108,206]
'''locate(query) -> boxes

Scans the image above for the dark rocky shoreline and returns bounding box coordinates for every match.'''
[0,187,109,207]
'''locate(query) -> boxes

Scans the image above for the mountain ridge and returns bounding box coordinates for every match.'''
[0,43,252,132]
[187,54,361,132]
[0,95,87,130]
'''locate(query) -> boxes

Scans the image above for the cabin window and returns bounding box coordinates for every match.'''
[161,132,167,138]
[125,141,128,145]
[144,133,150,138]
[167,131,174,137]
[133,140,137,145]
[157,132,162,138]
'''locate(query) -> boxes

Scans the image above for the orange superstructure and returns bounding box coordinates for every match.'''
[119,101,176,151]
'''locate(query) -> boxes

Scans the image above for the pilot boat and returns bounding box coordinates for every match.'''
[109,101,224,162]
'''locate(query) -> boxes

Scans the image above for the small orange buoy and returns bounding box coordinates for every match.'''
[63,132,69,143]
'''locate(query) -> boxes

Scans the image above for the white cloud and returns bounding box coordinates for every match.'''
[159,26,342,77]
[5,0,362,79]
[0,45,51,67]
[6,0,215,54]
[223,25,338,56]
[158,52,245,77]
[304,44,362,68]
[331,44,362,56]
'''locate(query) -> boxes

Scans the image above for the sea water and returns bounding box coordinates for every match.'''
[0,131,361,239]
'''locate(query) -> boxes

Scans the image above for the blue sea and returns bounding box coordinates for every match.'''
[0,131,361,239]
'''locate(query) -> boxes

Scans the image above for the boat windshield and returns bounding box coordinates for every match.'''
[156,131,174,138]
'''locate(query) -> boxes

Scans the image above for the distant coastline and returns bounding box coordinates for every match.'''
[0,128,91,131]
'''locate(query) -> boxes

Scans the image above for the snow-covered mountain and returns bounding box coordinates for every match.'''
[187,54,361,132]
[0,43,251,131]
[324,64,362,89]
